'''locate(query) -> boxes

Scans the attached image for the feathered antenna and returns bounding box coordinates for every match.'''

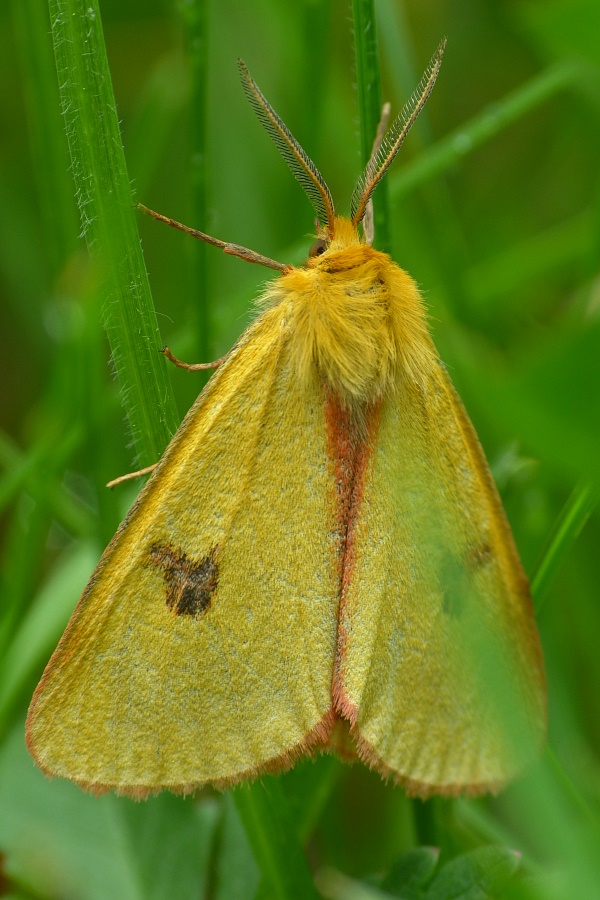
[362,101,391,245]
[350,39,446,229]
[239,60,336,235]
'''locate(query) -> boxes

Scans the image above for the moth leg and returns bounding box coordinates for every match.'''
[107,464,157,490]
[106,347,224,488]
[161,345,225,372]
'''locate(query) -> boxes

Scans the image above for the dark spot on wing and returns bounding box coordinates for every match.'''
[468,543,492,568]
[149,543,219,617]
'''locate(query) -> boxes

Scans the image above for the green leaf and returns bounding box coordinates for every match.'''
[381,846,440,898]
[214,793,259,900]
[0,719,218,900]
[424,847,521,900]
[233,780,319,900]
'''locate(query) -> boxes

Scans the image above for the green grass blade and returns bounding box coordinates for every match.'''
[0,428,89,533]
[126,57,188,200]
[351,0,391,251]
[13,0,79,274]
[48,0,179,464]
[532,480,599,612]
[391,60,586,200]
[0,545,99,730]
[180,0,211,370]
[233,781,319,900]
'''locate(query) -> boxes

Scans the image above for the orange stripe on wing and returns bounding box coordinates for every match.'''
[324,391,382,724]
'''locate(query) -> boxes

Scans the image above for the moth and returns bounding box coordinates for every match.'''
[27,41,546,798]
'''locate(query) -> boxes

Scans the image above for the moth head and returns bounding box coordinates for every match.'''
[308,232,328,260]
[238,39,446,251]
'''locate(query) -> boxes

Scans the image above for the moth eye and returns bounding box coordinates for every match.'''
[308,238,328,258]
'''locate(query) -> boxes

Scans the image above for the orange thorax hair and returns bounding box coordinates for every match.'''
[263,217,435,404]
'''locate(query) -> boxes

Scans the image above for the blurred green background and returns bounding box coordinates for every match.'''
[1,0,600,897]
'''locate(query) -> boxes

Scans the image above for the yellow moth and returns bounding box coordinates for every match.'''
[27,41,546,799]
